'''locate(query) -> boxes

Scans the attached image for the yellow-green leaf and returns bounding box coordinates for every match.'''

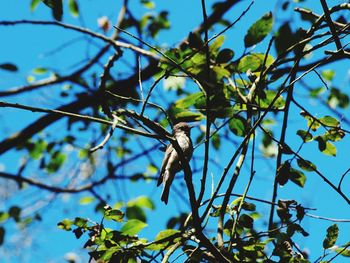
[121,219,147,236]
[79,196,95,205]
[68,0,79,17]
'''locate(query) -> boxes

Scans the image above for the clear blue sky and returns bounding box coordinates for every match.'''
[1,0,349,262]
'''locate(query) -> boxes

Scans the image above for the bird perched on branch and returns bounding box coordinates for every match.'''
[157,122,193,204]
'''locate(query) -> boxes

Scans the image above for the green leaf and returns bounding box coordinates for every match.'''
[319,116,339,127]
[297,130,313,142]
[258,90,285,109]
[216,48,234,64]
[309,87,325,98]
[30,0,41,11]
[32,67,48,74]
[141,0,155,9]
[323,224,339,249]
[316,137,337,156]
[0,63,18,72]
[245,12,273,47]
[175,92,205,109]
[68,0,79,17]
[28,139,47,159]
[321,70,335,82]
[155,229,180,241]
[300,112,321,131]
[57,218,73,231]
[79,196,95,205]
[209,35,225,54]
[289,168,306,188]
[323,141,337,156]
[131,196,155,210]
[237,53,274,73]
[0,212,9,223]
[105,209,124,222]
[212,133,221,150]
[325,128,345,142]
[146,229,180,250]
[172,109,204,122]
[74,217,88,228]
[121,219,147,236]
[229,116,246,137]
[46,151,66,173]
[297,158,316,172]
[212,66,231,79]
[126,206,146,222]
[335,247,350,257]
[328,88,349,109]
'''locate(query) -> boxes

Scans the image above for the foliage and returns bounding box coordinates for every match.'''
[0,0,350,262]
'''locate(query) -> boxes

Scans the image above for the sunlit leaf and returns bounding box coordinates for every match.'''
[319,116,339,127]
[325,128,345,142]
[57,218,73,231]
[209,35,225,54]
[0,212,9,223]
[130,196,155,210]
[212,66,230,79]
[237,53,274,73]
[335,247,350,257]
[321,70,335,82]
[74,217,88,228]
[68,0,79,17]
[146,229,180,250]
[79,196,95,205]
[105,209,124,222]
[30,0,41,11]
[32,67,48,74]
[175,92,205,109]
[316,137,337,156]
[121,219,147,236]
[141,0,155,9]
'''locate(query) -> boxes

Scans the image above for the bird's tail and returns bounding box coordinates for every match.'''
[160,183,170,204]
[160,171,172,204]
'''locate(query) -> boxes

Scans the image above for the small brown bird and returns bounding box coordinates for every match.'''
[157,122,193,204]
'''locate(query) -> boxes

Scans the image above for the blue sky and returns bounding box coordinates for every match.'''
[1,0,350,262]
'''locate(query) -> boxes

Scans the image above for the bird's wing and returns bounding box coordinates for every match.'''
[157,144,174,186]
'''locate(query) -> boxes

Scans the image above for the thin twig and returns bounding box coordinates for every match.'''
[90,114,120,152]
[320,0,343,50]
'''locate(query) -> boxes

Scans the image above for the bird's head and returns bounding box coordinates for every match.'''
[173,122,191,135]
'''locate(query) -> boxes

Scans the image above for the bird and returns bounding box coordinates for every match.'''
[157,122,193,204]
